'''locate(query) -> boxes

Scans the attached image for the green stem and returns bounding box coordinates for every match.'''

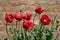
[54,15,57,21]
[37,23,43,40]
[17,21,21,40]
[23,30,27,40]
[51,15,57,32]
[16,21,19,40]
[16,21,18,29]
[25,30,27,40]
[46,29,53,40]
[19,21,20,30]
[33,13,37,23]
[6,23,10,40]
[40,23,43,31]
[11,23,13,40]
[40,24,43,40]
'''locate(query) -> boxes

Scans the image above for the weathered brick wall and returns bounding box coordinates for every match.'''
[0,0,60,39]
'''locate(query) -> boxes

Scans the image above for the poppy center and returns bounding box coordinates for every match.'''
[44,19,46,22]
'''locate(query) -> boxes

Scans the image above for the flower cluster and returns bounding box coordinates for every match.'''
[4,6,59,40]
[5,12,34,31]
[5,6,51,30]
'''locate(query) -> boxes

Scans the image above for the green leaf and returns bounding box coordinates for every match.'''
[46,29,53,40]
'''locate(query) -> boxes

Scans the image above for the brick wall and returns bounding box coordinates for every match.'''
[0,0,60,39]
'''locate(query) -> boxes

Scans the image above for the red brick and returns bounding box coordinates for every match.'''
[48,0,56,5]
[9,0,19,6]
[38,0,48,4]
[18,0,27,5]
[4,5,13,12]
[57,0,60,4]
[0,0,8,5]
[0,6,4,12]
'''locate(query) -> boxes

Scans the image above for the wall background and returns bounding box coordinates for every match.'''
[0,0,60,39]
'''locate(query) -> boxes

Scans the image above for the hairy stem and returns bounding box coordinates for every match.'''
[16,21,18,29]
[33,13,37,23]
[6,23,10,40]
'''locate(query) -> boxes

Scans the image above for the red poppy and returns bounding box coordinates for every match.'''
[40,15,51,25]
[35,6,44,14]
[23,13,32,20]
[23,20,35,31]
[5,13,14,23]
[15,12,23,21]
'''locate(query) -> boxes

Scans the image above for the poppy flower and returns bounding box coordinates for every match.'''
[40,15,51,25]
[35,6,44,14]
[5,13,14,23]
[23,20,35,31]
[23,13,32,20]
[15,12,23,21]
